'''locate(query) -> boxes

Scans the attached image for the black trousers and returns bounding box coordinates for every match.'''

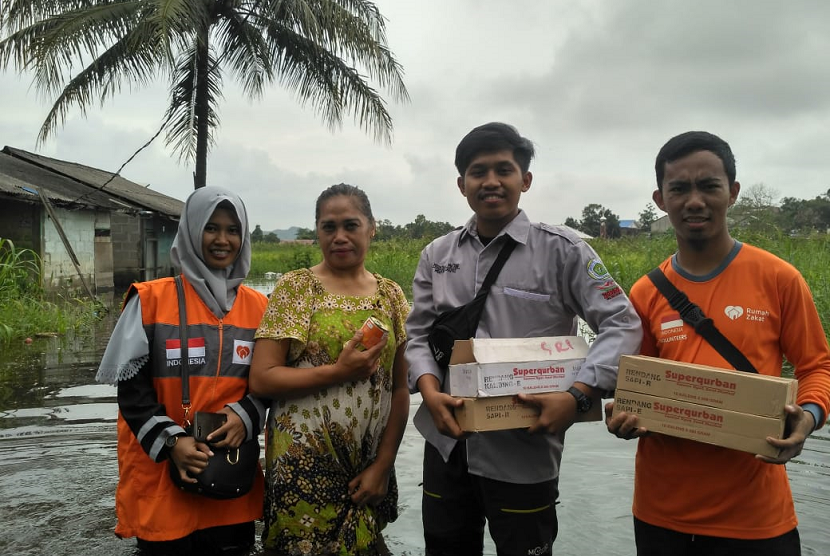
[634,516,801,556]
[422,440,559,556]
[136,521,255,556]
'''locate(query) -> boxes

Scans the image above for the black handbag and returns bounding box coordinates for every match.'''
[168,275,260,499]
[428,237,517,368]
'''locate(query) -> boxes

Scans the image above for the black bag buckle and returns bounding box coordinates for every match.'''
[668,290,713,332]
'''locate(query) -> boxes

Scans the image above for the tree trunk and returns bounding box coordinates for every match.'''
[193,23,211,189]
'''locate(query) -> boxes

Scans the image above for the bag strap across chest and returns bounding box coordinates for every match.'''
[475,236,517,302]
[174,275,194,422]
[647,267,758,373]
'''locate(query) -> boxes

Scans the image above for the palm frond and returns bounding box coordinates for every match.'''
[213,5,273,98]
[265,26,394,144]
[2,0,96,30]
[313,0,408,102]
[1,0,410,180]
[249,0,406,143]
[36,20,171,142]
[163,44,222,163]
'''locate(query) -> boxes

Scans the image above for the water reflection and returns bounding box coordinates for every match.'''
[1,286,829,555]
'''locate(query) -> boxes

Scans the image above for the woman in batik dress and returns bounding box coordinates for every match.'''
[250,184,409,556]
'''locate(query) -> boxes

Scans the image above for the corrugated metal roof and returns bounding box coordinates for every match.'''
[2,146,183,218]
[0,151,141,211]
[619,219,641,229]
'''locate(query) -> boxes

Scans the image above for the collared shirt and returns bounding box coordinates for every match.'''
[405,210,642,483]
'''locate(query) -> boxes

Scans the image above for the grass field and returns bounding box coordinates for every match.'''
[0,239,101,342]
[250,231,830,338]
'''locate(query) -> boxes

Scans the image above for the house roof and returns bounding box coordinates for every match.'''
[619,219,640,229]
[0,151,137,212]
[1,146,184,218]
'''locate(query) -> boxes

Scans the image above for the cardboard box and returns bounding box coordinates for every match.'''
[448,336,589,397]
[612,390,786,457]
[454,393,602,432]
[617,355,797,417]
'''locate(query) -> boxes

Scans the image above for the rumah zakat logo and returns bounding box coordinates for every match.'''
[724,306,744,320]
[233,340,255,365]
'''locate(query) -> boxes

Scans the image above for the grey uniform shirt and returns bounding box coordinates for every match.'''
[405,210,642,484]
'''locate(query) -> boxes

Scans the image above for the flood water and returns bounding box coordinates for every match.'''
[1,286,829,555]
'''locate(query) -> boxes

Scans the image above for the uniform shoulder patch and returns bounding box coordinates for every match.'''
[586,259,612,281]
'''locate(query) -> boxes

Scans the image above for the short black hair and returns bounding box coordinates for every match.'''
[315,183,375,224]
[455,122,535,175]
[655,131,736,190]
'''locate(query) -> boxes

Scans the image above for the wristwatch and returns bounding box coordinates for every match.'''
[164,434,183,450]
[567,386,593,414]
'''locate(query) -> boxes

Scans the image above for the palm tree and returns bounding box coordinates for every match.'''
[0,0,409,188]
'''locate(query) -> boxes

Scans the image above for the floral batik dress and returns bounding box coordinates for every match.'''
[255,269,409,556]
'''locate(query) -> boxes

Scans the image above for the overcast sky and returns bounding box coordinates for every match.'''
[3,0,830,232]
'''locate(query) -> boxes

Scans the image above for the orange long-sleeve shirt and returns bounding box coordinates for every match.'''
[629,242,830,539]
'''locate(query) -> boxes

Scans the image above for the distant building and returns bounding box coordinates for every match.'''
[618,219,642,236]
[650,215,673,234]
[0,146,184,295]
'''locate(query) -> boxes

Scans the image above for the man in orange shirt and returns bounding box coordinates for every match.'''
[606,131,830,555]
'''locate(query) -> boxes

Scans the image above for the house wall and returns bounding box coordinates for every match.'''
[41,206,96,293]
[0,200,41,253]
[94,211,114,293]
[153,216,177,278]
[650,215,674,234]
[0,200,42,288]
[110,213,178,288]
[111,212,142,289]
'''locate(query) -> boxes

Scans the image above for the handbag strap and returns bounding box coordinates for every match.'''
[174,275,193,419]
[647,268,758,373]
[475,236,517,299]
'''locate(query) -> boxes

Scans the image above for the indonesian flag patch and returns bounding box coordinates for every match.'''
[165,338,206,359]
[660,312,683,331]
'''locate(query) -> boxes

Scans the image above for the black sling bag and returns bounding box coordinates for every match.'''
[428,237,517,368]
[647,267,758,374]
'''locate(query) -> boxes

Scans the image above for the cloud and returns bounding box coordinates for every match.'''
[2,0,830,231]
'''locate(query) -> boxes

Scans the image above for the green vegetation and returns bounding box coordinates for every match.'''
[250,242,319,278]
[250,238,430,299]
[288,214,455,243]
[0,239,100,342]
[565,187,830,239]
[590,230,830,334]
[251,231,830,339]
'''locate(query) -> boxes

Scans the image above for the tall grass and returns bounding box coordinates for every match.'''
[591,230,830,334]
[249,242,321,277]
[0,238,100,342]
[249,239,430,299]
[251,232,830,340]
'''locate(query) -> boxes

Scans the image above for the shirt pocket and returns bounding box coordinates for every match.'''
[502,287,551,302]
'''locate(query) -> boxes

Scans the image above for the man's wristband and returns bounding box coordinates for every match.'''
[802,403,823,432]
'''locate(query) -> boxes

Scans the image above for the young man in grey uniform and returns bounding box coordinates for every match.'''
[405,122,642,556]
